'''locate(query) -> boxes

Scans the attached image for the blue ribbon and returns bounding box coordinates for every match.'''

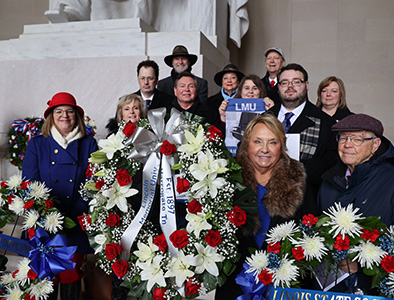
[236,263,267,300]
[255,184,270,249]
[28,228,77,279]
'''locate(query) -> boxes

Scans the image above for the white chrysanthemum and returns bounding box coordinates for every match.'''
[23,209,40,230]
[177,125,205,155]
[43,212,64,234]
[245,250,269,280]
[27,181,51,200]
[386,272,394,295]
[388,225,394,237]
[272,255,299,288]
[8,196,25,216]
[0,273,16,285]
[98,132,125,159]
[324,203,364,238]
[134,236,158,262]
[14,257,31,285]
[7,175,22,188]
[5,285,23,300]
[295,234,327,262]
[266,220,298,244]
[350,240,386,269]
[164,250,196,287]
[29,278,54,300]
[186,212,212,237]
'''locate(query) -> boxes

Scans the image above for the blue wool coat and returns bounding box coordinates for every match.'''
[22,134,97,253]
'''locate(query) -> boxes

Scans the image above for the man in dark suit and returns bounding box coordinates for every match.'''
[269,63,337,195]
[134,60,173,110]
[261,47,286,106]
[158,72,222,133]
[157,45,208,104]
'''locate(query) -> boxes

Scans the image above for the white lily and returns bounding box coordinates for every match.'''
[98,132,125,159]
[186,212,212,237]
[189,149,228,181]
[191,173,226,199]
[134,236,159,262]
[177,125,205,155]
[137,255,166,292]
[164,250,196,287]
[94,233,109,254]
[103,182,138,212]
[194,243,223,276]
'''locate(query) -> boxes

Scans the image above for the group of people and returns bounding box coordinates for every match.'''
[20,44,394,299]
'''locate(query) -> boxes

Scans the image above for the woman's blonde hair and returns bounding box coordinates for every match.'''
[236,112,290,191]
[316,76,347,109]
[116,94,147,122]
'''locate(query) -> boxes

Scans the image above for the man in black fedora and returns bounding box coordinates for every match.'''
[157,45,209,104]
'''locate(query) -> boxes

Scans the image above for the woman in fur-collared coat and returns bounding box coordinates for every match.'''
[215,112,316,299]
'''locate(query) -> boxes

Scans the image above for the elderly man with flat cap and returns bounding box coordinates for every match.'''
[317,113,394,294]
[318,113,394,225]
[158,45,209,104]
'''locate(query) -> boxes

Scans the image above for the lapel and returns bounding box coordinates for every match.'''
[287,101,315,133]
[50,137,79,163]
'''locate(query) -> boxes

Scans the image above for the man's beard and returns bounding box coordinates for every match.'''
[280,89,307,109]
[174,64,189,73]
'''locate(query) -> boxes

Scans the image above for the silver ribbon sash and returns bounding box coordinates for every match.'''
[121,108,185,259]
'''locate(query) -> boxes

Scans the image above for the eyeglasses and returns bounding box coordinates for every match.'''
[336,134,376,146]
[278,79,305,87]
[54,109,76,116]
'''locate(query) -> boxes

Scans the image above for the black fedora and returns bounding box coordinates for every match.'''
[214,64,244,86]
[164,45,198,67]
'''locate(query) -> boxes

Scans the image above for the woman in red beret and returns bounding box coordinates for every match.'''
[22,92,97,300]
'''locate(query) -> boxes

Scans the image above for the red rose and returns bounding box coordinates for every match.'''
[185,277,201,296]
[105,243,122,261]
[95,179,105,190]
[160,140,177,156]
[258,269,273,285]
[20,181,30,190]
[28,228,35,239]
[381,255,394,273]
[27,269,38,280]
[206,125,223,141]
[106,213,120,227]
[154,234,168,252]
[23,200,34,210]
[170,230,189,248]
[112,259,129,278]
[116,169,132,186]
[77,214,91,231]
[44,200,54,210]
[334,235,350,251]
[85,164,94,178]
[204,230,222,247]
[152,287,166,300]
[292,247,305,261]
[123,122,136,137]
[187,199,202,214]
[176,177,190,194]
[267,242,281,254]
[302,214,318,226]
[0,181,8,188]
[226,206,247,226]
[361,228,380,242]
[7,195,14,204]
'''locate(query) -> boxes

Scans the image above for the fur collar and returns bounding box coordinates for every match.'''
[263,158,306,219]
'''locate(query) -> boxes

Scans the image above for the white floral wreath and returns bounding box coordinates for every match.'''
[79,108,249,299]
